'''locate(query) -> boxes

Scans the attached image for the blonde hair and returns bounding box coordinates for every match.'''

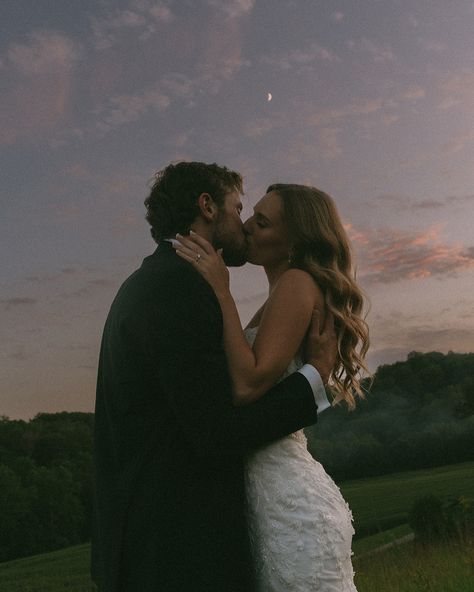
[268,184,370,409]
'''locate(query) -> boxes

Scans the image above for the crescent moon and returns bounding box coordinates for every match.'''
[267,92,272,102]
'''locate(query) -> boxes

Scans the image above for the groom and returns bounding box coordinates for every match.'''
[92,161,336,592]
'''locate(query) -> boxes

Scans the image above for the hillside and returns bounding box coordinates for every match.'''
[306,351,474,481]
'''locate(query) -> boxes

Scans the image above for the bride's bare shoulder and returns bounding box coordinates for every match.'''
[274,268,324,307]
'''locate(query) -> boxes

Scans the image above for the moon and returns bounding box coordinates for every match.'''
[267,92,272,102]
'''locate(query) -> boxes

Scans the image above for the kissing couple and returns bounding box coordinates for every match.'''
[92,161,369,591]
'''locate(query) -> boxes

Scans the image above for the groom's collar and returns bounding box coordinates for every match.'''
[163,238,181,248]
[150,239,180,259]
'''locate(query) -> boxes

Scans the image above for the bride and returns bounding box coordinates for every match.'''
[175,183,369,591]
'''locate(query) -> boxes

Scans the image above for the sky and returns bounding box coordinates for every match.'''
[1,0,473,420]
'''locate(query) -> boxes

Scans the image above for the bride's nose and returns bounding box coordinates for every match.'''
[243,217,253,234]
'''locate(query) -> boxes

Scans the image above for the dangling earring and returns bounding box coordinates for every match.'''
[288,252,293,265]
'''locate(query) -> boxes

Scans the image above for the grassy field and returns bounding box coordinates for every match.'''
[352,524,412,556]
[1,461,473,591]
[354,540,474,592]
[0,544,95,592]
[340,461,474,537]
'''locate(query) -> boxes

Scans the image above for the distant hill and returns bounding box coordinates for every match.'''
[306,351,474,481]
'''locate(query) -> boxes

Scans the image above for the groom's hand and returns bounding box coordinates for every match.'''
[304,309,338,386]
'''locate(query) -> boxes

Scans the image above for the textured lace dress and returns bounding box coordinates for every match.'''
[244,327,357,592]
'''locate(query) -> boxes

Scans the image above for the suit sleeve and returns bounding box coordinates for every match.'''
[137,263,318,461]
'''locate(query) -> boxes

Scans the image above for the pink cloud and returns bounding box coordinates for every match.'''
[348,225,474,284]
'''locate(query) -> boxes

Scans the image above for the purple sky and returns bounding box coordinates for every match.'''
[1,0,473,419]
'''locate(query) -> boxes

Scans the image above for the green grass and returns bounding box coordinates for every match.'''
[0,544,96,592]
[340,461,474,537]
[1,461,473,591]
[354,540,474,592]
[353,523,413,556]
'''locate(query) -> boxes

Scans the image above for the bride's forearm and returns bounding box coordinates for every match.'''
[217,291,266,405]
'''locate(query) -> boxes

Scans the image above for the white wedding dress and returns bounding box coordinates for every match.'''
[244,327,357,592]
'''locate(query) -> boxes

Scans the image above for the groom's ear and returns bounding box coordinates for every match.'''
[197,193,218,221]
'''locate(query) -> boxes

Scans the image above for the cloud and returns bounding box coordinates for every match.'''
[195,15,251,94]
[463,246,474,259]
[161,73,196,101]
[206,0,255,19]
[91,0,173,49]
[441,129,474,154]
[372,193,474,210]
[401,86,425,100]
[96,85,170,133]
[307,84,426,129]
[308,97,384,126]
[418,39,446,54]
[261,42,340,71]
[8,346,33,361]
[348,225,474,284]
[243,117,278,138]
[331,11,345,23]
[1,31,80,145]
[381,114,400,126]
[347,37,396,63]
[2,297,37,311]
[319,127,342,160]
[7,30,80,75]
[437,69,474,110]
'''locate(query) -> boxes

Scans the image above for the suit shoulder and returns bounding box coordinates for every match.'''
[112,253,219,318]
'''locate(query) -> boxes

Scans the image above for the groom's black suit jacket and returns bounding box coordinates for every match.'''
[91,242,318,592]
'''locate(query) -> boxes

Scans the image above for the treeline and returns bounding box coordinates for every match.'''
[1,351,473,561]
[306,351,474,481]
[0,412,93,562]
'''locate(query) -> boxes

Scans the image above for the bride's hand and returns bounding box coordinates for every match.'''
[174,231,230,300]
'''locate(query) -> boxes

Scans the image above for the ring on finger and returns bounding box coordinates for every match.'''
[195,252,201,262]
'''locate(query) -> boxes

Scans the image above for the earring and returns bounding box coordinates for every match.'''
[288,253,293,264]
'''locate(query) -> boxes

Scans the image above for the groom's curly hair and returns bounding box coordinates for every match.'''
[145,161,243,243]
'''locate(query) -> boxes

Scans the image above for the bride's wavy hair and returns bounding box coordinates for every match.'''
[267,183,370,409]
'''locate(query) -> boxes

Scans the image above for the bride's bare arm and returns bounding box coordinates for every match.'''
[174,233,324,405]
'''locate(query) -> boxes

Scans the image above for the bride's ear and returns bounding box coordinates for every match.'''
[197,193,218,221]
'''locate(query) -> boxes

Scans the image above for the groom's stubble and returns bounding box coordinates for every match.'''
[212,198,248,267]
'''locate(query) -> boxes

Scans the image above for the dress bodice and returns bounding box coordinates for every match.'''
[242,327,357,591]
